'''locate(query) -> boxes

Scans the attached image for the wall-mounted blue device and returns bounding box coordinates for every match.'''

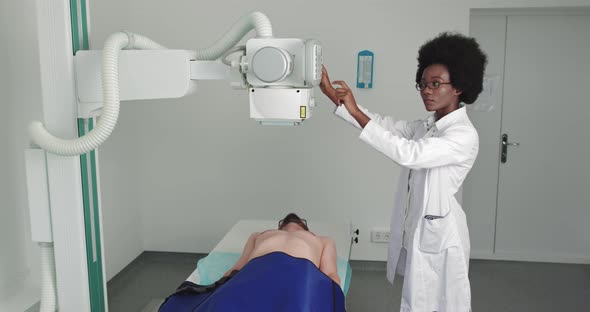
[357,50,374,89]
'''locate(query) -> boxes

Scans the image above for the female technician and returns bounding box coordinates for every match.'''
[321,32,487,312]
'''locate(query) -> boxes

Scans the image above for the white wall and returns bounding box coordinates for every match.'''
[0,0,44,309]
[3,0,589,308]
[98,107,144,281]
[90,0,590,267]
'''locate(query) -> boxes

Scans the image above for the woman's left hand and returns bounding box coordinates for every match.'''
[332,80,360,115]
[332,80,371,128]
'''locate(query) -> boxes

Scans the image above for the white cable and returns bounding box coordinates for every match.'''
[30,11,273,156]
[29,32,165,156]
[221,45,246,66]
[39,242,57,312]
[196,11,272,60]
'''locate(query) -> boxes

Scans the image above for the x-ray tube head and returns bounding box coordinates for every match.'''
[242,38,322,125]
[243,38,322,88]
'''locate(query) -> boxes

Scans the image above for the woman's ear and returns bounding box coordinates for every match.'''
[454,88,463,96]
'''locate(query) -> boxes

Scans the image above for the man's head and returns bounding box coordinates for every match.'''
[278,213,309,231]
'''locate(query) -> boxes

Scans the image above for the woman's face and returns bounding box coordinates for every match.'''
[419,64,461,115]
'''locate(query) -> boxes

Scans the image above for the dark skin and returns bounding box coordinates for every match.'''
[417,64,462,119]
[319,66,371,128]
[319,64,462,125]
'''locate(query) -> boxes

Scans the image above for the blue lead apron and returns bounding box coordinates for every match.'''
[159,251,346,312]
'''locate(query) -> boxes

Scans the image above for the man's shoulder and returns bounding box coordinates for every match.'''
[318,236,335,244]
[250,231,265,239]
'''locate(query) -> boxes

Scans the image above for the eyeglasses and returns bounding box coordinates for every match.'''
[278,218,307,228]
[415,81,452,91]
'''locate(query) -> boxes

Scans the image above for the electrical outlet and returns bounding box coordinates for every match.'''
[370,229,390,243]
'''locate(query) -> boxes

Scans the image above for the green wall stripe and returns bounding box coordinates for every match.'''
[69,0,79,53]
[78,119,105,312]
[80,0,89,50]
[73,1,106,310]
[88,119,106,312]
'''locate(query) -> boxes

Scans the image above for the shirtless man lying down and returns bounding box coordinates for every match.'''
[223,213,341,286]
[159,213,345,312]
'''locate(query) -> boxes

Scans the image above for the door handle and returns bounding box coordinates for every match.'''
[501,134,520,163]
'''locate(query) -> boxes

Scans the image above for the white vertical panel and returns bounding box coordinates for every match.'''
[24,149,52,243]
[35,0,91,310]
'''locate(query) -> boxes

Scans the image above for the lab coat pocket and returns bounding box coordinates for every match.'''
[418,214,456,254]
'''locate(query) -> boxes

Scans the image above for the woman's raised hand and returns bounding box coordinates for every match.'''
[332,80,360,115]
[319,65,339,106]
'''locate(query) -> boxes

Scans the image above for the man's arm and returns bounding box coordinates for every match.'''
[319,237,341,286]
[224,232,260,276]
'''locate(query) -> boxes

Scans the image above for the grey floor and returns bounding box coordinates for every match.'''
[107,252,590,312]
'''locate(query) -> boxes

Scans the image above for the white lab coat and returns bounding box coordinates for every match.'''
[335,105,478,312]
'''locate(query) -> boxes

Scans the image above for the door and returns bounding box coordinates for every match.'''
[466,11,590,263]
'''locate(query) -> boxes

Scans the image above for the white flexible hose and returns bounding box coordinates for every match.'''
[39,242,57,312]
[29,32,165,156]
[221,45,246,65]
[196,11,272,60]
[30,11,272,156]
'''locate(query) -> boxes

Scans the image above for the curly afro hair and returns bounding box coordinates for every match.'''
[416,32,487,104]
